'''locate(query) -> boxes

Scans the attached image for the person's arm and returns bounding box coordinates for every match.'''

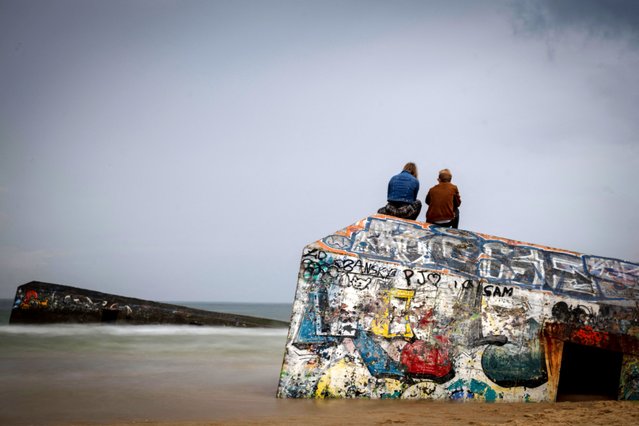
[453,187,461,208]
[425,189,431,205]
[414,180,420,201]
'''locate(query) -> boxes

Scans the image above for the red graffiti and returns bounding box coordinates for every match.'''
[419,309,435,327]
[24,290,38,303]
[20,289,48,309]
[571,326,610,348]
[400,335,452,378]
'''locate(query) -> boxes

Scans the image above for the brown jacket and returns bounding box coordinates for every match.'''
[425,182,461,223]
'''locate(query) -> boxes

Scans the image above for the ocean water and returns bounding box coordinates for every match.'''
[0,299,298,425]
[177,301,293,322]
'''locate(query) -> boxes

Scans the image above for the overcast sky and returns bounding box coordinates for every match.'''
[1,0,638,303]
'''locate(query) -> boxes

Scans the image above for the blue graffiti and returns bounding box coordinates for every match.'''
[293,292,338,347]
[319,216,639,301]
[352,330,405,378]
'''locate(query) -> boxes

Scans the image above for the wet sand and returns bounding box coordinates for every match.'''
[102,399,639,426]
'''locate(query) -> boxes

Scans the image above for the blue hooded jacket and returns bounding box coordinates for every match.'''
[387,170,419,203]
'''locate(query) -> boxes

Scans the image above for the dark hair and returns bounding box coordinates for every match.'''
[403,162,418,178]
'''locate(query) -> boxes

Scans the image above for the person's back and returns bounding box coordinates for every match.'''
[387,170,419,203]
[378,162,422,220]
[425,169,461,228]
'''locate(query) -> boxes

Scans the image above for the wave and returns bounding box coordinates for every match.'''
[0,324,289,338]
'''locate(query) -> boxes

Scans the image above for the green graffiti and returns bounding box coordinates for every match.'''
[469,379,498,402]
[620,356,639,400]
[481,319,548,388]
[447,378,498,402]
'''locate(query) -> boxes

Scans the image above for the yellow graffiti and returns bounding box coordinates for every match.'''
[20,299,48,309]
[315,358,370,398]
[371,288,415,338]
[19,290,49,310]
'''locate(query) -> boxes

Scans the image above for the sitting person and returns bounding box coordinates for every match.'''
[425,168,461,228]
[378,162,422,220]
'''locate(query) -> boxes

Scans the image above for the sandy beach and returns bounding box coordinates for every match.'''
[102,400,639,425]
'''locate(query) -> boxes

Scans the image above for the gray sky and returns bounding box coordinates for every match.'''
[1,0,638,303]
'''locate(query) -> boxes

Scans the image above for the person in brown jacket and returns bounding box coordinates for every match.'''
[425,169,461,228]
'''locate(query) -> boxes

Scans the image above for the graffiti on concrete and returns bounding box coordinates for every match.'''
[11,282,289,327]
[15,289,49,310]
[620,356,639,400]
[319,216,639,300]
[278,215,639,401]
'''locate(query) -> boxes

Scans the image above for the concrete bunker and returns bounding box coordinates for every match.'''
[11,282,289,328]
[278,215,639,402]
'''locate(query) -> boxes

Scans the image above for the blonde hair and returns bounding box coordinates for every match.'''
[403,162,418,178]
[438,168,452,182]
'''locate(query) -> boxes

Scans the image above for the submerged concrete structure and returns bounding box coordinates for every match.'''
[277,215,639,401]
[10,281,288,327]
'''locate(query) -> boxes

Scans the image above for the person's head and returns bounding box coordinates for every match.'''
[438,168,452,182]
[403,162,418,178]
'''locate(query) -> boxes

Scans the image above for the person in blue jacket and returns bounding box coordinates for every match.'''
[377,162,422,220]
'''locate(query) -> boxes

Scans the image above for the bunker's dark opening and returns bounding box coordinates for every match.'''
[556,342,622,401]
